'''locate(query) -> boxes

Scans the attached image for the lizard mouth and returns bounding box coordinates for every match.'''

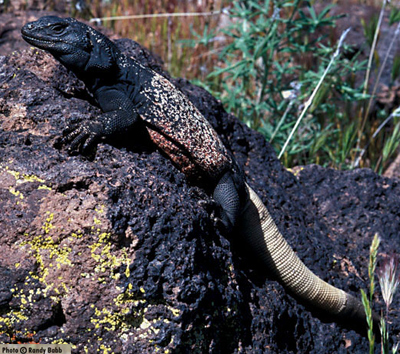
[21,32,59,48]
[21,24,69,49]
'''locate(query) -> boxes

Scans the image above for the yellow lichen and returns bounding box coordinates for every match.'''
[95,204,105,213]
[287,166,305,176]
[38,185,52,190]
[42,212,54,234]
[0,287,31,332]
[1,177,173,352]
[90,306,132,332]
[9,186,23,199]
[7,169,45,184]
[20,214,74,295]
[125,258,131,278]
[168,307,181,318]
[86,231,131,283]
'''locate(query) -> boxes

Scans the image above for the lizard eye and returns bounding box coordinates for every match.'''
[51,24,65,34]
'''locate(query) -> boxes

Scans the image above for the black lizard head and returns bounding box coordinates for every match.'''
[21,16,118,75]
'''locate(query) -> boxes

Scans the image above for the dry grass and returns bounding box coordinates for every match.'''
[88,0,228,79]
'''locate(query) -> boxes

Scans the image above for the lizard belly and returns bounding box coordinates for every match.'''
[146,128,198,178]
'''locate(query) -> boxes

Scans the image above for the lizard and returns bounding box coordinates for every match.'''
[21,16,379,331]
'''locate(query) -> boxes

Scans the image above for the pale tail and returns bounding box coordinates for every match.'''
[241,184,374,324]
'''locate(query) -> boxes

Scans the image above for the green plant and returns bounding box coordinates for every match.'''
[353,0,400,171]
[377,254,400,354]
[379,120,400,173]
[354,107,400,173]
[362,234,400,354]
[361,233,380,354]
[187,0,368,167]
[278,27,351,159]
[391,55,400,82]
[183,0,400,172]
[357,0,400,151]
[361,13,380,48]
[389,5,400,25]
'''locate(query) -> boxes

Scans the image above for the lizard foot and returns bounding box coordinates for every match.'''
[197,199,231,233]
[197,198,219,217]
[62,121,104,153]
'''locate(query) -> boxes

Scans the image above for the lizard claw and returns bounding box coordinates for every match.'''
[197,199,231,232]
[62,121,104,153]
[197,198,219,214]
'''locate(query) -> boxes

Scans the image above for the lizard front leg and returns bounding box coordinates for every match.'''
[65,88,140,152]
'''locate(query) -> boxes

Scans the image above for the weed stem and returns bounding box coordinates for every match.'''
[278,28,351,160]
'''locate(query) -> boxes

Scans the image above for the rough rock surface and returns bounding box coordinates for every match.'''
[0,27,399,354]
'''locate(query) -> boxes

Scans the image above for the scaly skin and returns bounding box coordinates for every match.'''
[21,16,379,331]
[22,16,232,184]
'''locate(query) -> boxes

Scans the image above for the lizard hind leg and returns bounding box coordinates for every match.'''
[212,170,246,230]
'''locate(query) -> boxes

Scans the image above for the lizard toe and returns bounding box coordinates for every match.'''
[68,130,89,152]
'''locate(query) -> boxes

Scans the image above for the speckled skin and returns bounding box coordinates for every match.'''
[138,69,233,180]
[22,16,233,183]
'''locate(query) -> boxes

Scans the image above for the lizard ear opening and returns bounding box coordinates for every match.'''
[86,30,117,73]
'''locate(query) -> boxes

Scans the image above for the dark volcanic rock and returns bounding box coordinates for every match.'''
[0,30,399,354]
